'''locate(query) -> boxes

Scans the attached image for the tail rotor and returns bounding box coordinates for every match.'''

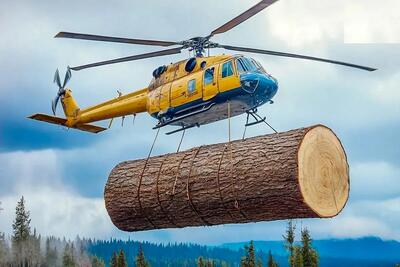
[52,67,71,115]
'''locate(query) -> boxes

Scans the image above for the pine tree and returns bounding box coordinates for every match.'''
[12,196,31,266]
[92,255,106,267]
[241,241,256,267]
[0,232,10,265]
[197,256,205,267]
[292,246,302,267]
[63,242,76,267]
[256,257,263,267]
[136,245,150,267]
[267,250,278,267]
[45,237,58,267]
[117,249,128,267]
[283,220,296,267]
[205,259,215,267]
[301,228,318,267]
[28,228,41,266]
[110,251,118,267]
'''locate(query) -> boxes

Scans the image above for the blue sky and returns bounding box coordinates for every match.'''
[0,0,399,244]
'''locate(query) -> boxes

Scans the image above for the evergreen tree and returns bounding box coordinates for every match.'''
[256,257,263,267]
[92,255,106,267]
[110,251,118,267]
[241,241,256,267]
[267,250,278,267]
[45,237,58,267]
[12,196,31,266]
[63,242,76,267]
[117,249,128,267]
[197,256,205,267]
[283,220,296,267]
[292,246,302,267]
[27,228,41,266]
[205,259,215,267]
[300,228,318,267]
[0,232,10,266]
[136,245,150,267]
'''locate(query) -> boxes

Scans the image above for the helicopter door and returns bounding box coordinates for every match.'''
[218,60,240,93]
[203,66,219,101]
[185,71,203,103]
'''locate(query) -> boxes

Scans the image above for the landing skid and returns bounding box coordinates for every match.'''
[165,123,199,135]
[244,109,267,127]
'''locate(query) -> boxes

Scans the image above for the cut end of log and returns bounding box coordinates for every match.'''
[298,125,349,218]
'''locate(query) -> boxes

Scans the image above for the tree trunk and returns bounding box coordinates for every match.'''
[104,125,349,231]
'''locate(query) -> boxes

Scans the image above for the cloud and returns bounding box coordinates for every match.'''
[344,0,400,43]
[0,150,113,239]
[350,161,400,200]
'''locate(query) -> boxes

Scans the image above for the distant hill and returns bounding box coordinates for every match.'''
[87,236,400,267]
[221,237,400,266]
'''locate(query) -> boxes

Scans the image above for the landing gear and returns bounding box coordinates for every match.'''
[165,123,199,135]
[242,108,278,139]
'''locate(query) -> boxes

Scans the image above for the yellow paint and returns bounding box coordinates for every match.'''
[31,54,244,132]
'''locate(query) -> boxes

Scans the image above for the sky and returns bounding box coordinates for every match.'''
[0,0,399,244]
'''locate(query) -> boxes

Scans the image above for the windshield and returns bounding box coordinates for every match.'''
[236,57,262,73]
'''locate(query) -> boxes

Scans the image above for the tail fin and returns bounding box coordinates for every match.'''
[28,113,106,133]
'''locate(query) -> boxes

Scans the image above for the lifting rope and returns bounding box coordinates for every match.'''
[186,145,212,225]
[227,101,248,219]
[137,128,160,228]
[176,128,186,153]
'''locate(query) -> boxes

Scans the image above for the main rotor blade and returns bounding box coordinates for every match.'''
[70,47,183,71]
[55,32,180,47]
[219,45,377,71]
[210,0,278,36]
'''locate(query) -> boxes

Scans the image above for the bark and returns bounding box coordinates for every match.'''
[104,124,349,231]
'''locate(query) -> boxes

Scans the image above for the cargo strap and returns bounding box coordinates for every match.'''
[137,128,160,228]
[186,145,212,226]
[155,155,179,227]
[216,145,235,220]
[171,152,190,197]
[227,101,248,220]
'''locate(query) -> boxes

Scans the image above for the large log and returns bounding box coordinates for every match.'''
[104,125,349,231]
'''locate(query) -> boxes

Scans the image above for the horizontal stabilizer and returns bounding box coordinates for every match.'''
[28,113,106,133]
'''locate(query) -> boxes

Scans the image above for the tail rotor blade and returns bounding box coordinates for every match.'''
[63,67,72,88]
[51,95,60,115]
[54,69,61,88]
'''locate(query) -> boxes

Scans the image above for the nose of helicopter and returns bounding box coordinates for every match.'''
[240,72,278,101]
[260,74,278,99]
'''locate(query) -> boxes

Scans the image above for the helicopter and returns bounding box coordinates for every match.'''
[29,0,376,135]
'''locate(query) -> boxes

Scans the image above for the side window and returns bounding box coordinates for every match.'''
[221,61,234,78]
[204,67,214,86]
[187,79,196,94]
[236,58,246,74]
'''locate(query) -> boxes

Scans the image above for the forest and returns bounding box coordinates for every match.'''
[0,197,319,266]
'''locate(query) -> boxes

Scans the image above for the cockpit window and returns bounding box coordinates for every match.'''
[236,57,260,73]
[252,59,266,73]
[236,58,246,74]
[241,57,258,72]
